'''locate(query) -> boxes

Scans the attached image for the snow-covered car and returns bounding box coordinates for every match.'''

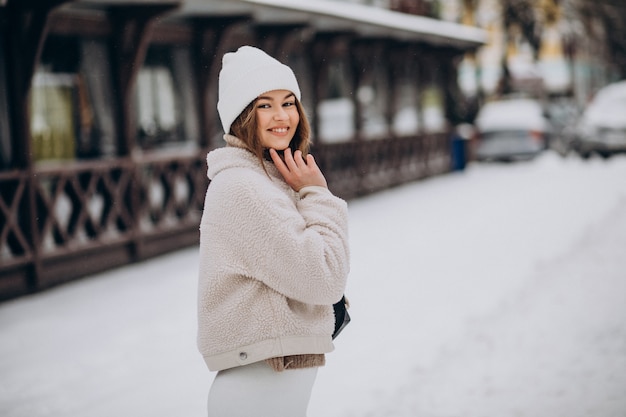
[474,98,550,162]
[572,80,626,158]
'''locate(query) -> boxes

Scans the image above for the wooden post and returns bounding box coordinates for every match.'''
[191,16,248,149]
[2,0,72,292]
[107,3,179,261]
[108,3,180,157]
[310,34,333,142]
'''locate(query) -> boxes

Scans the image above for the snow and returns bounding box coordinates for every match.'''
[1,151,626,417]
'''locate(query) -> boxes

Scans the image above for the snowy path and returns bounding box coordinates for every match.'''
[1,151,625,417]
[365,199,626,417]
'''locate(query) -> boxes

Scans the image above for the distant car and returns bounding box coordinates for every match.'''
[572,80,626,158]
[474,98,550,162]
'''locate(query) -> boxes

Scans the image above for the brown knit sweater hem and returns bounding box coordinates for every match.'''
[265,354,326,372]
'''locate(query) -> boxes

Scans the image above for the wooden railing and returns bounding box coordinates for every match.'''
[317,133,451,199]
[0,133,451,300]
[0,153,208,299]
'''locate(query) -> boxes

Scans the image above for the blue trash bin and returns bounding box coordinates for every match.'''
[451,134,466,171]
[450,124,474,171]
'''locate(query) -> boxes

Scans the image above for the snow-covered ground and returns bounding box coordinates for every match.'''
[1,151,625,417]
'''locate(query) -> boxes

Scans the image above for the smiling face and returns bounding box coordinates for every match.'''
[255,90,300,150]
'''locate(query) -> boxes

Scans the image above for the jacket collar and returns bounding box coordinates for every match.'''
[206,134,281,181]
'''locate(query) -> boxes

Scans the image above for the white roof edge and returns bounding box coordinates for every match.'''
[239,0,487,46]
[77,0,181,5]
[179,0,487,48]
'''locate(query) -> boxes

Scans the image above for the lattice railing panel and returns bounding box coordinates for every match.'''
[316,133,451,199]
[0,173,33,264]
[136,155,207,233]
[424,133,452,176]
[33,162,135,254]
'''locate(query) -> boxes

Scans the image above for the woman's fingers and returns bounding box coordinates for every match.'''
[305,154,318,170]
[270,148,328,191]
[284,148,306,169]
[277,148,305,173]
[269,148,286,170]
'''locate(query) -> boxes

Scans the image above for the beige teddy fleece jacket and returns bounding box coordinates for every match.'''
[197,135,350,372]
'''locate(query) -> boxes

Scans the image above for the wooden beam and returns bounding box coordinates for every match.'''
[4,0,72,98]
[107,3,180,156]
[254,22,307,57]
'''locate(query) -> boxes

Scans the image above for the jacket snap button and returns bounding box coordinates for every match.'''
[239,352,247,360]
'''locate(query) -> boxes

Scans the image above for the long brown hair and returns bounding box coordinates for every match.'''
[229,97,311,167]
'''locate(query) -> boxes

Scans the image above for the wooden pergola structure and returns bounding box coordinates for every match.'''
[0,0,486,301]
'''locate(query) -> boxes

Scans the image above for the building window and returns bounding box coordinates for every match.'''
[80,40,117,158]
[357,58,390,139]
[392,77,421,136]
[135,46,199,150]
[421,62,447,133]
[421,84,446,133]
[317,56,355,143]
[30,36,117,162]
[30,73,77,161]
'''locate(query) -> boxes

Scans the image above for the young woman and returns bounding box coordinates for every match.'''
[197,46,350,416]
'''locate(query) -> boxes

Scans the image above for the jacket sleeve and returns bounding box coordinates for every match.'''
[201,169,350,305]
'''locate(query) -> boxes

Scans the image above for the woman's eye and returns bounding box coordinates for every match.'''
[257,103,270,109]
[283,101,295,107]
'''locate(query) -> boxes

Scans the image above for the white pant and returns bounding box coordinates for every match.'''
[207,360,318,417]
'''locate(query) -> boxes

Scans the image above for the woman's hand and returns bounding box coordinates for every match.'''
[270,148,328,192]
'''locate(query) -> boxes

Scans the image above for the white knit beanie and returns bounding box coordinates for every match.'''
[217,46,301,134]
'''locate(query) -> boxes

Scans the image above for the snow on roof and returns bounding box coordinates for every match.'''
[180,0,487,49]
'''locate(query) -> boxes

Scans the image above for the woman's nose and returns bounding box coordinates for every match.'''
[273,107,288,120]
